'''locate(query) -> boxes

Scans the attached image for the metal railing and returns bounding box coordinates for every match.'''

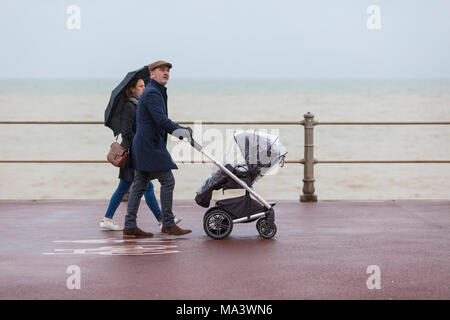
[299,112,450,201]
[2,116,450,201]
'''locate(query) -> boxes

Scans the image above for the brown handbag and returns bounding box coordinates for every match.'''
[107,142,128,168]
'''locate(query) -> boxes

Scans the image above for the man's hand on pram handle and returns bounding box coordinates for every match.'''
[173,127,192,140]
[173,127,202,150]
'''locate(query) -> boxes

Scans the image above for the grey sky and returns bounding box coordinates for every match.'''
[1,0,450,79]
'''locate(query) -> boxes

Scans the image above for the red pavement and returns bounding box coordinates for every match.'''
[0,199,449,299]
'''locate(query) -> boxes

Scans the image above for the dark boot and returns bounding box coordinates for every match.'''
[123,227,153,238]
[161,224,192,236]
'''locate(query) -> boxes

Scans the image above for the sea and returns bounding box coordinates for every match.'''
[0,79,449,200]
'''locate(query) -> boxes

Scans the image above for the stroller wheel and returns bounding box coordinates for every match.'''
[203,209,233,240]
[256,218,277,239]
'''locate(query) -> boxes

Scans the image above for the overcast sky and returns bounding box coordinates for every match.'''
[1,0,450,79]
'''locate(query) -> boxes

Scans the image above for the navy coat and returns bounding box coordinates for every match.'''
[131,79,183,172]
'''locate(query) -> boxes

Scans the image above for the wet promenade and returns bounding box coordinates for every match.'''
[0,199,449,299]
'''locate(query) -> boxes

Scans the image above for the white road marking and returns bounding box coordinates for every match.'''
[44,238,179,256]
[53,238,176,244]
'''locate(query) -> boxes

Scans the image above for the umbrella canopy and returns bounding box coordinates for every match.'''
[104,66,150,136]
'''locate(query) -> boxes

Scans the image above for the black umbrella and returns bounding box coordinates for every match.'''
[104,65,150,136]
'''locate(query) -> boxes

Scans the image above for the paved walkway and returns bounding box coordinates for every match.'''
[0,200,449,299]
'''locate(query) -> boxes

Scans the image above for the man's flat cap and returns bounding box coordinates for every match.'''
[149,60,173,71]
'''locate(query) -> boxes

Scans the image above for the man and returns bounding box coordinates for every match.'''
[123,60,192,238]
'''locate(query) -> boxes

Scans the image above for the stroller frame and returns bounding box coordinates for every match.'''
[187,135,277,239]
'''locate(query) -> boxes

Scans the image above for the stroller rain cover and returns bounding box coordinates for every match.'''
[195,130,288,208]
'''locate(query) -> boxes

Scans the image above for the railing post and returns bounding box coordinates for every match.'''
[300,112,318,202]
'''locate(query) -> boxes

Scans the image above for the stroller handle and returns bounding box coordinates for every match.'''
[189,137,203,151]
[185,127,203,151]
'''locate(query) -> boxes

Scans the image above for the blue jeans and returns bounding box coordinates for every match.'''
[105,179,162,221]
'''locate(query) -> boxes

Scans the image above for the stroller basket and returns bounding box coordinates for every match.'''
[216,192,266,220]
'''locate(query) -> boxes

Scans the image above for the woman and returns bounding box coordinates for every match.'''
[101,78,182,230]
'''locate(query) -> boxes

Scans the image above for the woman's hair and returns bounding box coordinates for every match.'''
[123,78,143,99]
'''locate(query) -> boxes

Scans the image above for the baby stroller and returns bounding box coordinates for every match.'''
[186,129,287,240]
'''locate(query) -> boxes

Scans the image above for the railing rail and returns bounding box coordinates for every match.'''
[0,121,301,125]
[1,159,448,164]
[2,116,450,201]
[1,120,450,125]
[317,121,450,125]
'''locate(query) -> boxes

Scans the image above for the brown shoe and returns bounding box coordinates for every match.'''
[161,224,192,236]
[123,227,153,238]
